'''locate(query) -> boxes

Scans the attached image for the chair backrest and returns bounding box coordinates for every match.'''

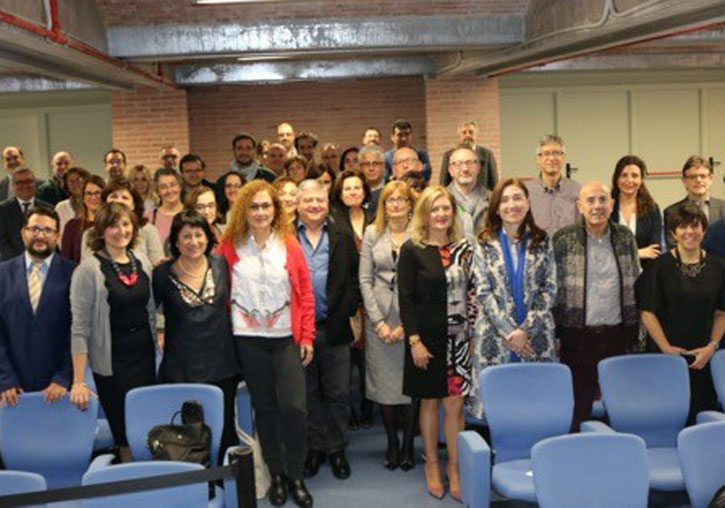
[82,460,208,508]
[532,433,649,508]
[711,350,725,408]
[598,354,689,448]
[125,384,224,464]
[480,363,574,463]
[678,421,725,508]
[0,470,47,507]
[0,394,97,488]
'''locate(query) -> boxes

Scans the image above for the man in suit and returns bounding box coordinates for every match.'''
[0,205,74,406]
[296,179,360,481]
[439,121,498,191]
[0,168,50,261]
[664,155,725,249]
[383,119,431,182]
[0,146,25,201]
[446,146,490,240]
[36,151,73,206]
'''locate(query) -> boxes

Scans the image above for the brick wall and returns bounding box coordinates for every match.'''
[111,86,190,169]
[424,75,501,183]
[186,77,427,179]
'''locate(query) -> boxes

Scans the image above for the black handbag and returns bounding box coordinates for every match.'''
[147,400,212,468]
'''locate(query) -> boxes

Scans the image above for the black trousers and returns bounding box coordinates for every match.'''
[306,325,350,453]
[235,336,307,479]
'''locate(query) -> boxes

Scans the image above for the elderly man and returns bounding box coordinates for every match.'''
[391,147,424,182]
[525,135,581,236]
[296,179,360,481]
[440,121,498,191]
[447,146,490,240]
[0,146,25,201]
[361,127,381,146]
[159,146,181,170]
[383,119,431,181]
[552,181,640,431]
[104,148,127,182]
[0,206,74,406]
[277,122,297,156]
[229,132,276,183]
[37,151,74,206]
[359,145,386,212]
[0,168,50,261]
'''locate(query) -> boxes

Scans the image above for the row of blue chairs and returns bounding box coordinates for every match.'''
[458,350,725,508]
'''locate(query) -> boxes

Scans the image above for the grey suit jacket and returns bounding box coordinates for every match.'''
[359,226,409,327]
[663,196,725,249]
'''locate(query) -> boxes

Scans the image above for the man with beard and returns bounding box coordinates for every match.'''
[439,121,498,191]
[0,206,74,406]
[227,132,276,183]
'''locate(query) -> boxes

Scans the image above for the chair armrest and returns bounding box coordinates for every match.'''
[457,430,491,508]
[580,420,616,433]
[86,453,115,473]
[696,411,725,424]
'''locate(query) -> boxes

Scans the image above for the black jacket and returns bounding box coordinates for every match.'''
[0,198,51,261]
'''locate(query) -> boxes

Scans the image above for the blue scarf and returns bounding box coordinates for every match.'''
[498,229,527,362]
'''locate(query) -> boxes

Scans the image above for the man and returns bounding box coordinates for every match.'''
[104,148,127,182]
[525,134,581,237]
[383,120,431,181]
[295,131,318,164]
[358,145,385,212]
[664,155,725,249]
[704,218,725,259]
[447,146,490,240]
[361,127,381,146]
[0,146,25,201]
[0,206,74,406]
[277,122,297,156]
[228,132,276,183]
[0,168,50,261]
[265,143,288,176]
[36,151,73,206]
[439,121,498,191]
[552,181,640,431]
[296,179,359,481]
[392,147,424,182]
[179,153,214,196]
[159,146,181,170]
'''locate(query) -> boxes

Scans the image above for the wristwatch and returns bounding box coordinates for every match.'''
[409,336,421,347]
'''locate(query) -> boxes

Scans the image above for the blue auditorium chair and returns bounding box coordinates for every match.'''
[531,433,649,508]
[0,470,47,506]
[678,421,725,508]
[696,349,725,423]
[457,363,574,507]
[236,381,253,436]
[0,393,97,488]
[82,461,208,508]
[583,354,689,492]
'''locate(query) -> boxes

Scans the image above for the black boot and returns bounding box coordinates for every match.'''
[268,473,288,506]
[288,478,313,507]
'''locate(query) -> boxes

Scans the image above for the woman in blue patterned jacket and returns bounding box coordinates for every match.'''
[469,178,558,418]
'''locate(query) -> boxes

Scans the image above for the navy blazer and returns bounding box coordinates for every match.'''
[612,202,662,251]
[0,197,51,261]
[0,253,75,392]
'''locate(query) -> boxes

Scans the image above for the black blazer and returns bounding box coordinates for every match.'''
[0,198,50,261]
[612,202,662,250]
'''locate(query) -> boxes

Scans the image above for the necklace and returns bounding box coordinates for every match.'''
[178,257,207,279]
[104,248,139,287]
[674,247,705,278]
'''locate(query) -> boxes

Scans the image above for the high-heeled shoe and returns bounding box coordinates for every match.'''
[399,442,415,471]
[424,460,446,500]
[447,463,462,503]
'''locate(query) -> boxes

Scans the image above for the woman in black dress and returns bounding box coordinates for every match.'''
[153,210,241,461]
[70,202,156,462]
[636,202,725,422]
[398,185,475,502]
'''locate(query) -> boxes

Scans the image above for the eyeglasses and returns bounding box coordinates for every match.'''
[195,203,217,212]
[537,150,565,158]
[84,191,102,197]
[684,173,711,181]
[249,202,273,211]
[225,183,243,190]
[359,161,384,169]
[385,196,409,205]
[450,160,479,170]
[25,225,57,236]
[13,179,34,186]
[394,158,418,166]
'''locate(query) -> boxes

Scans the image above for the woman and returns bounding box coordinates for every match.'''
[55,166,90,235]
[400,172,427,204]
[69,203,156,463]
[217,171,245,227]
[145,167,184,245]
[359,181,418,471]
[305,165,336,195]
[80,178,165,266]
[611,155,662,268]
[273,176,299,223]
[184,185,222,242]
[216,180,315,507]
[398,185,475,501]
[339,147,359,172]
[321,143,340,173]
[636,202,725,423]
[469,178,557,418]
[61,174,105,262]
[285,155,309,185]
[127,164,158,214]
[153,210,241,461]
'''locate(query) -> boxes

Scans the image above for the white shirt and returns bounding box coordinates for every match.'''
[619,210,637,236]
[231,233,292,337]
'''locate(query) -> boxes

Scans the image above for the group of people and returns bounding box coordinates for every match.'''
[0,119,723,507]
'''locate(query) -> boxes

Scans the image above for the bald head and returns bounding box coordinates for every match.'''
[577,181,613,235]
[393,147,421,180]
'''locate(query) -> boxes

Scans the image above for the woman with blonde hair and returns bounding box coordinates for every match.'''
[359,180,418,471]
[398,184,476,501]
[126,164,158,214]
[216,180,315,507]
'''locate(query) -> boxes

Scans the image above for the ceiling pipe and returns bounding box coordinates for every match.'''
[0,1,176,89]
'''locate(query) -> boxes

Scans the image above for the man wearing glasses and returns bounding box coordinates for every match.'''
[664,156,725,249]
[0,168,50,261]
[0,206,74,407]
[358,145,386,212]
[447,146,490,240]
[525,134,581,237]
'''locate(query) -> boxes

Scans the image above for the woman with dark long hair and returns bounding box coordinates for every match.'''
[61,174,105,262]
